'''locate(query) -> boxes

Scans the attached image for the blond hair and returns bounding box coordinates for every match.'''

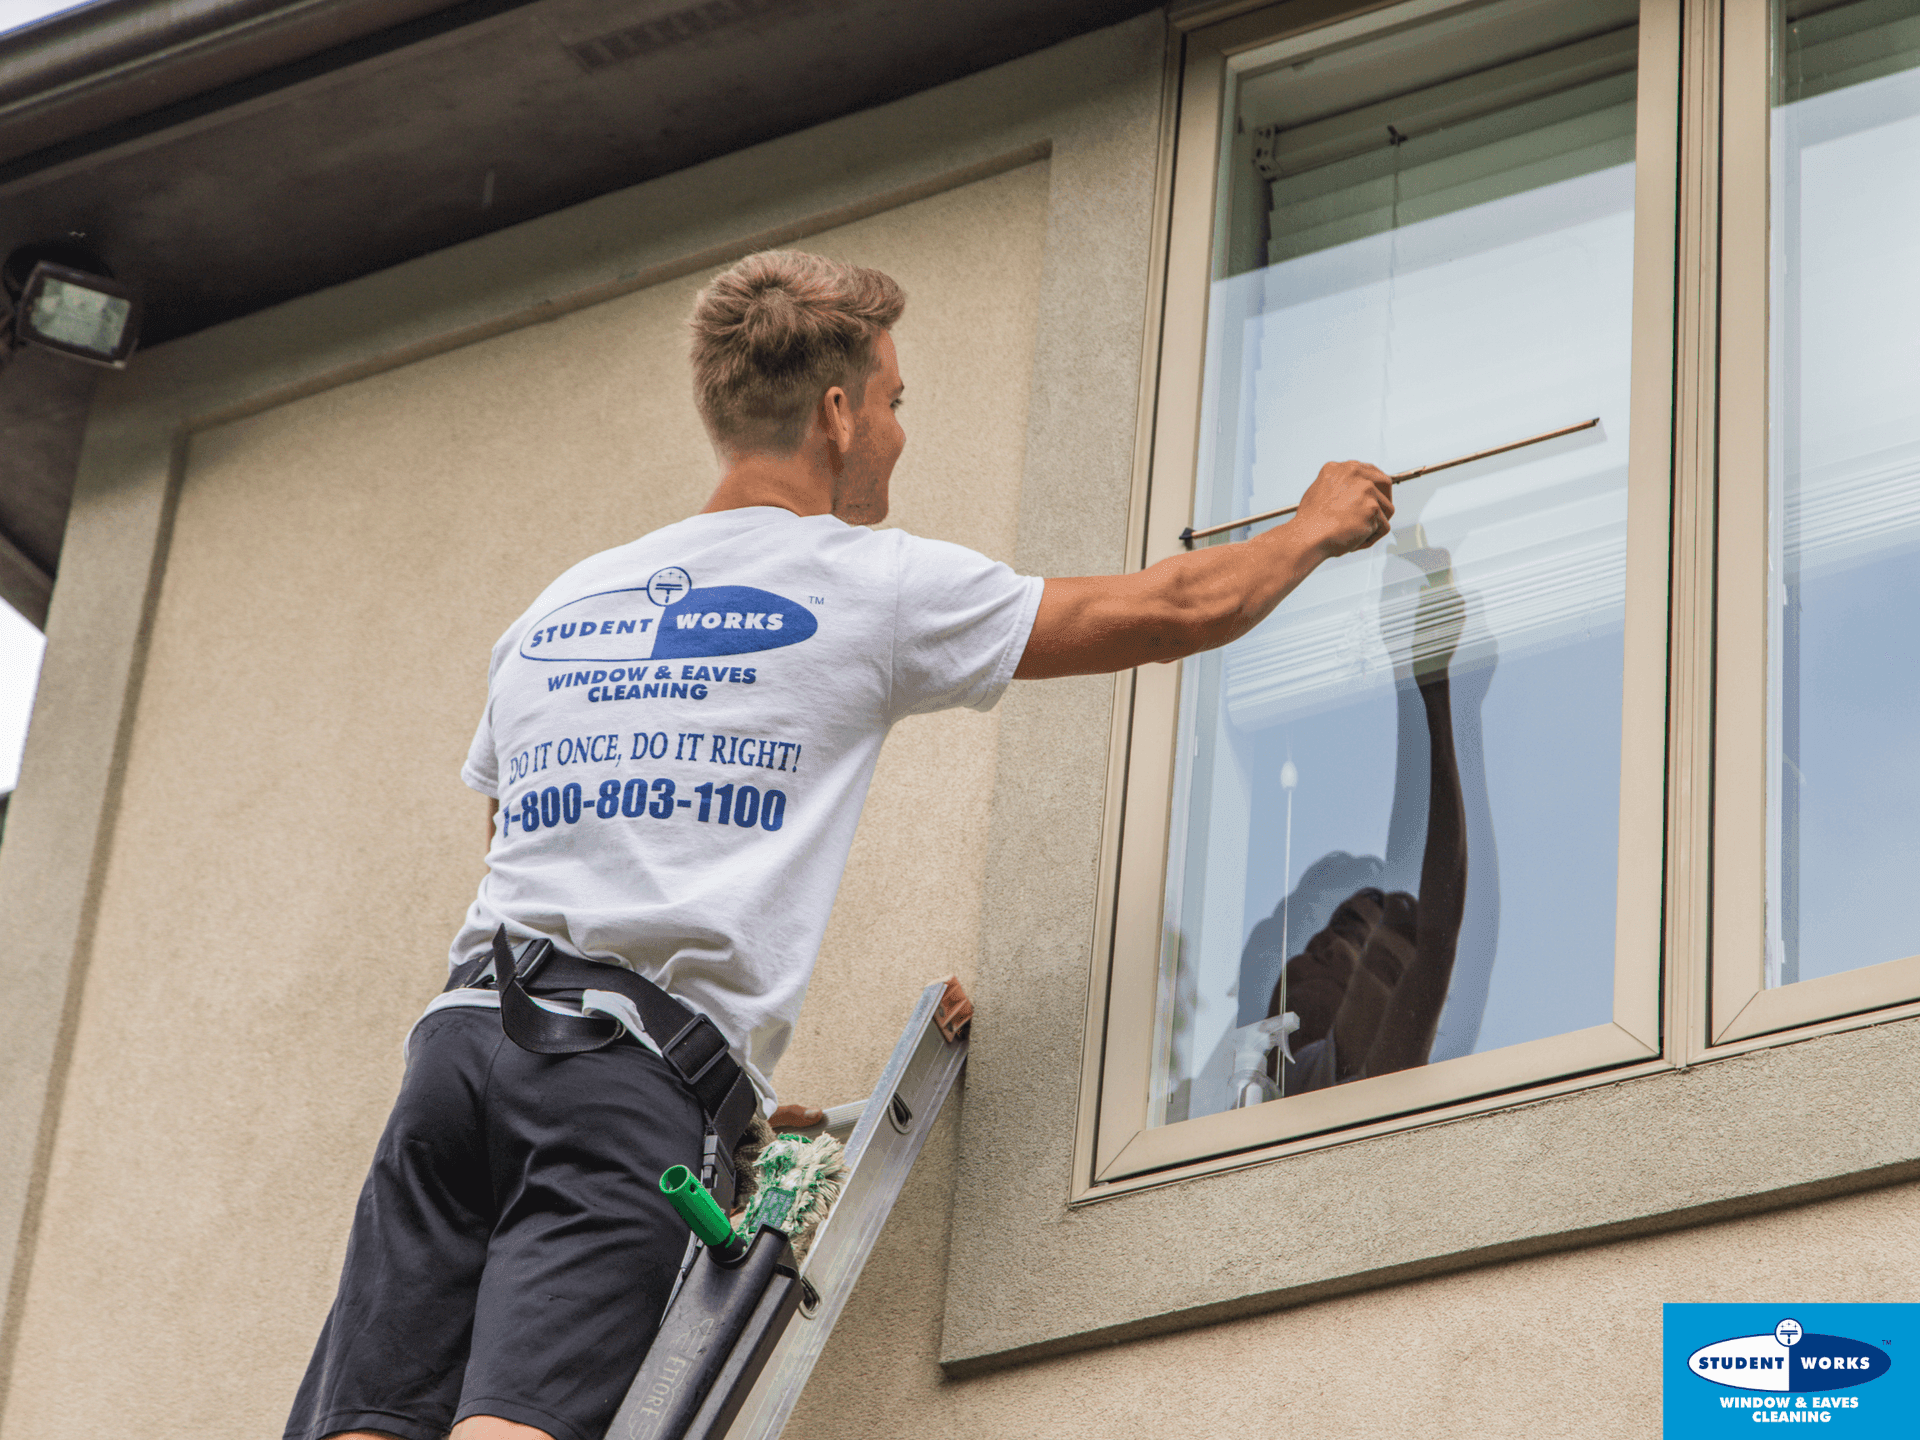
[688,251,906,454]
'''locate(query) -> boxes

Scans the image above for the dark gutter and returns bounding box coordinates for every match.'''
[0,0,539,174]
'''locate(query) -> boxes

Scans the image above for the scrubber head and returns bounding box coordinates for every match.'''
[731,1132,847,1260]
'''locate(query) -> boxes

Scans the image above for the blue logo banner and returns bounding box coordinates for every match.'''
[1666,1304,1920,1436]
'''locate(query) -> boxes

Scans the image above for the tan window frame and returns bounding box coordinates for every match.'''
[1090,0,1689,1198]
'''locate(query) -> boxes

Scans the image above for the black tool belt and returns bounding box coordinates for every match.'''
[449,927,759,1171]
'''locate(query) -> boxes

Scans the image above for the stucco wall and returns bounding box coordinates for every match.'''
[0,159,1049,1440]
[794,1157,1918,1438]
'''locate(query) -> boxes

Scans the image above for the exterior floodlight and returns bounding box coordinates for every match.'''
[12,261,141,368]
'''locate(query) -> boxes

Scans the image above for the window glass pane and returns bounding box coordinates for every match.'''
[1766,0,1920,989]
[1153,0,1638,1126]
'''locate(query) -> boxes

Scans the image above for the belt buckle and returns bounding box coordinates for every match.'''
[663,1013,729,1088]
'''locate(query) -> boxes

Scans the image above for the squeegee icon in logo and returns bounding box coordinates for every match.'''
[1689,1319,1891,1393]
[518,567,817,665]
[645,567,691,607]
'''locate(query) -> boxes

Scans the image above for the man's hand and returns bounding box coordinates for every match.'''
[769,1102,825,1129]
[1291,460,1395,558]
[767,977,969,1129]
[1380,545,1465,682]
[936,976,973,1043]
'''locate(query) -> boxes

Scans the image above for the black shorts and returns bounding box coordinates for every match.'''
[285,1005,706,1440]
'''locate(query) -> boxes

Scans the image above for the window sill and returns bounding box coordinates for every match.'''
[940,1012,1920,1374]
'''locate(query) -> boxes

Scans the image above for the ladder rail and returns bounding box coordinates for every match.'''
[723,981,967,1439]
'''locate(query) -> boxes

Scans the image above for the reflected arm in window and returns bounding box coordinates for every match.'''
[1349,571,1469,1077]
[1266,562,1469,1087]
[1013,461,1393,678]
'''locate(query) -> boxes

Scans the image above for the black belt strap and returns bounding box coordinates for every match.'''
[456,927,759,1169]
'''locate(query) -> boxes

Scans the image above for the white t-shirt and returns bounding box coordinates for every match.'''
[444,506,1043,1106]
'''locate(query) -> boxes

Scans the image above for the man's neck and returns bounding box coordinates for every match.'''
[700,444,839,518]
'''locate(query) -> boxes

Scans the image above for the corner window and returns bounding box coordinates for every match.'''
[1090,0,1674,1183]
[1155,0,1647,1131]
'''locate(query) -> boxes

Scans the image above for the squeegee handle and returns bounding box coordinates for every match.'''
[1177,417,1600,548]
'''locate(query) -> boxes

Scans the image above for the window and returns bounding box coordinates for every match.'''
[1713,0,1920,1042]
[1087,0,1920,1189]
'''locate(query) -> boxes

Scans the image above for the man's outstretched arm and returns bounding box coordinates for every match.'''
[1014,460,1393,679]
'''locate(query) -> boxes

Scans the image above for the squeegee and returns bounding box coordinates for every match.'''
[1178,417,1600,549]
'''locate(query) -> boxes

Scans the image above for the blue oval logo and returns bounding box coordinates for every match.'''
[1689,1331,1891,1393]
[517,578,818,665]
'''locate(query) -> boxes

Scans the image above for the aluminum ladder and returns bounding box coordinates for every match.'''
[610,979,968,1440]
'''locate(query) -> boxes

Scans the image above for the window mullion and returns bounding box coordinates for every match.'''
[1707,0,1777,1046]
[1667,0,1729,1065]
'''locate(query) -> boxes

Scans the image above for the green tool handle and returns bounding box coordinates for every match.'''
[661,1164,734,1249]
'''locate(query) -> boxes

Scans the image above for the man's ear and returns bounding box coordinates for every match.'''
[819,385,855,454]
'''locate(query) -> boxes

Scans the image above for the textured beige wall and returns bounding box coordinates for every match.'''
[794,1161,1918,1438]
[0,158,1049,1440]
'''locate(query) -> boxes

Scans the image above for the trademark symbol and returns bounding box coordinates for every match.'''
[809,595,825,604]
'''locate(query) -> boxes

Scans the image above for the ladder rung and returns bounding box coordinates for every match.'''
[818,1097,866,1143]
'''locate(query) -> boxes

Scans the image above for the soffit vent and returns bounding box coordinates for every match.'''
[566,0,816,71]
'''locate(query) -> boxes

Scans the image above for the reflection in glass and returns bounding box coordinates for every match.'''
[1152,0,1638,1126]
[1767,0,1920,988]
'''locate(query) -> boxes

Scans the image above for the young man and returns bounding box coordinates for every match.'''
[286,251,1392,1440]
